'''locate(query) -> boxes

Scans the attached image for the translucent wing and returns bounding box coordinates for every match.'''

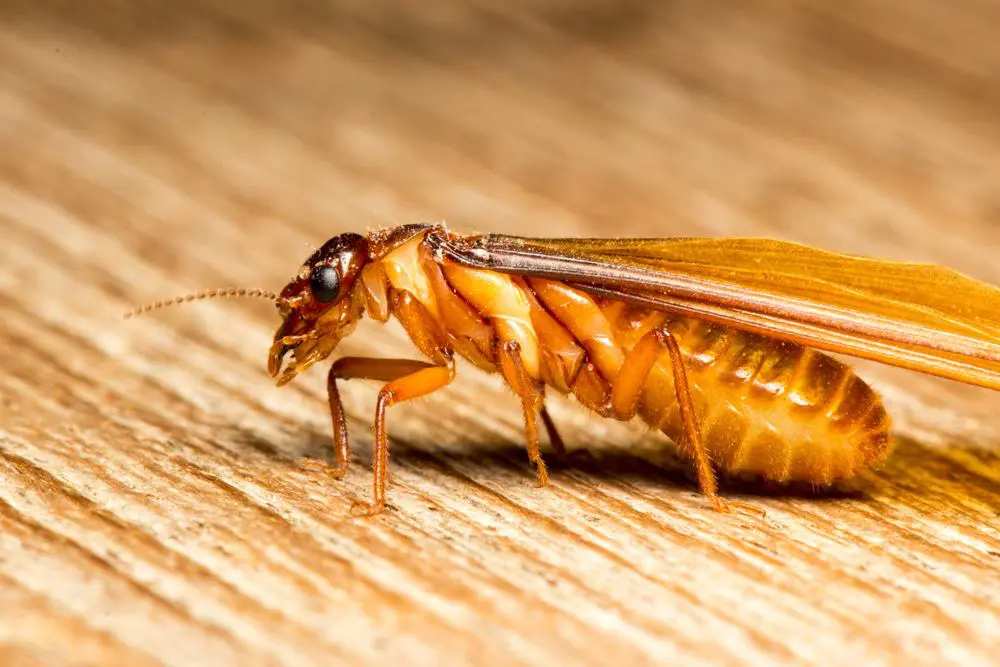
[430,234,1000,390]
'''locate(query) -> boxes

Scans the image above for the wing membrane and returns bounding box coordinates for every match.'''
[431,234,1000,390]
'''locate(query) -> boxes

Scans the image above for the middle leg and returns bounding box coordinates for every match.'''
[497,340,552,486]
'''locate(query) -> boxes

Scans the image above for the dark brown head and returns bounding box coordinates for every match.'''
[268,232,370,385]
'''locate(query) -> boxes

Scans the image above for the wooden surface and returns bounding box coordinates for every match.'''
[2,2,999,665]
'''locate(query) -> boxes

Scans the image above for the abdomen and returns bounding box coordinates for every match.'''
[603,306,893,485]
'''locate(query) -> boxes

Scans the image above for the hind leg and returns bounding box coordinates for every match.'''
[611,323,764,518]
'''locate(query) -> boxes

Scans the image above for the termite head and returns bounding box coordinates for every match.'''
[268,232,370,386]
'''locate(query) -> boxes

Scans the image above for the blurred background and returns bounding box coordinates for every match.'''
[2,2,999,666]
[6,1,1000,257]
[6,0,1000,422]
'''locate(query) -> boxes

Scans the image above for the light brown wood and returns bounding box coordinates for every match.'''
[2,2,999,665]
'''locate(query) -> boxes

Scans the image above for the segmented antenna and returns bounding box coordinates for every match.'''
[123,288,280,319]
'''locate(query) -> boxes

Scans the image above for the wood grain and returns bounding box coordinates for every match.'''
[1,2,998,665]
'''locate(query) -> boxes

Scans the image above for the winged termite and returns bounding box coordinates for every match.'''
[127,224,1000,516]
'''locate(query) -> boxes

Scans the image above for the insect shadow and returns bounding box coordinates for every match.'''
[216,412,999,515]
[285,424,880,505]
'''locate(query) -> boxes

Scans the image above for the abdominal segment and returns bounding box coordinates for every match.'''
[604,308,893,485]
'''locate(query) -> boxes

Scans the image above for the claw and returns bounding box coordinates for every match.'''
[299,458,348,479]
[710,496,767,522]
[533,461,551,487]
[349,499,386,517]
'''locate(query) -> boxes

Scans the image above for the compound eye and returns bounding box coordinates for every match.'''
[309,265,341,303]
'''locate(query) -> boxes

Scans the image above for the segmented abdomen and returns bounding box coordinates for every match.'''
[604,307,893,485]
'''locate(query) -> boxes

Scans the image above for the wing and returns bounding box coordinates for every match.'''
[429,233,1000,390]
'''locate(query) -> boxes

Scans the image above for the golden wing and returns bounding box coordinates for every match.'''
[430,234,1000,390]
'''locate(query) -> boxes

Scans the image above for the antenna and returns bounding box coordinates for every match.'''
[123,288,279,319]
